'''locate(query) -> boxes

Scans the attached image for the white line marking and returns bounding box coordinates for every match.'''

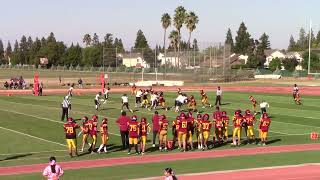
[0,107,121,137]
[0,126,66,147]
[0,99,315,136]
[132,163,320,180]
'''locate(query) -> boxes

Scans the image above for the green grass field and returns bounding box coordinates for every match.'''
[0,91,320,179]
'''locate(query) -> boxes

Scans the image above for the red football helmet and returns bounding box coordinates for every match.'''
[67,117,73,123]
[82,116,88,122]
[262,112,268,119]
[187,112,192,118]
[221,111,227,116]
[141,117,147,123]
[202,114,209,121]
[92,115,98,121]
[132,115,138,121]
[180,113,186,119]
[102,118,108,123]
[197,113,202,119]
[176,116,180,120]
[245,109,251,115]
[160,115,166,120]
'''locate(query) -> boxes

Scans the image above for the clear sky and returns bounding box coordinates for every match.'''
[0,0,319,49]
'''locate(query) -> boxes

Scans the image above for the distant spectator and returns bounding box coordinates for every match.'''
[42,156,64,180]
[78,78,83,88]
[59,76,62,84]
[4,81,9,89]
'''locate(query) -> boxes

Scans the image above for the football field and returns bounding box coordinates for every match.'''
[0,91,320,179]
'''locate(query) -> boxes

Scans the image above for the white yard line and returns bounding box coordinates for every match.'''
[0,126,66,147]
[0,100,316,136]
[0,107,121,137]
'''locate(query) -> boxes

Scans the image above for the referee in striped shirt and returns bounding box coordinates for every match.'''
[61,96,71,121]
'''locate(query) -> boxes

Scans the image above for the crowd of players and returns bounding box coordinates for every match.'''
[62,86,277,158]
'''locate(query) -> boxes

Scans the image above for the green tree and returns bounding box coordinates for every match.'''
[11,40,20,65]
[225,28,234,52]
[92,33,100,46]
[19,35,28,64]
[38,33,66,66]
[133,30,149,50]
[161,12,171,73]
[185,11,199,49]
[173,6,186,54]
[47,32,56,43]
[234,22,251,54]
[63,43,82,66]
[288,35,297,51]
[316,30,320,47]
[102,33,116,67]
[114,38,125,53]
[30,38,42,65]
[268,57,282,71]
[246,53,259,68]
[0,39,4,63]
[297,28,307,50]
[83,34,91,47]
[169,30,180,67]
[5,41,12,63]
[282,58,298,71]
[257,33,270,55]
[302,51,320,71]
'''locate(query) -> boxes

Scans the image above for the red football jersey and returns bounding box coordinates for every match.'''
[179,119,188,133]
[233,115,243,128]
[173,120,180,132]
[82,121,89,134]
[244,115,255,126]
[214,118,223,128]
[100,123,108,135]
[201,120,212,132]
[260,118,271,132]
[213,111,222,120]
[128,121,140,138]
[140,122,149,136]
[64,122,79,139]
[88,120,98,136]
[159,119,169,131]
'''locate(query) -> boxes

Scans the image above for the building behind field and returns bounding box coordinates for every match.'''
[120,53,150,68]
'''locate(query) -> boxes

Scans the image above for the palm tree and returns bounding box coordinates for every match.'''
[169,30,180,68]
[173,6,186,62]
[83,34,92,47]
[185,11,199,66]
[161,13,171,74]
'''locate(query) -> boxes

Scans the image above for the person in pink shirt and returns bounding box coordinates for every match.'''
[42,157,64,180]
[116,111,131,150]
[152,111,160,147]
[164,168,177,180]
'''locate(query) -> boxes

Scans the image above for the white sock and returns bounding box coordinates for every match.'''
[104,146,107,152]
[98,144,103,152]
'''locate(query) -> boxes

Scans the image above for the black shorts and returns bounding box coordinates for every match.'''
[94,100,99,105]
[104,94,108,99]
[176,101,182,107]
[122,102,129,109]
[135,97,141,103]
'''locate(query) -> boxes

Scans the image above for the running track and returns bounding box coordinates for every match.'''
[0,143,320,176]
[139,164,320,180]
[1,86,320,96]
